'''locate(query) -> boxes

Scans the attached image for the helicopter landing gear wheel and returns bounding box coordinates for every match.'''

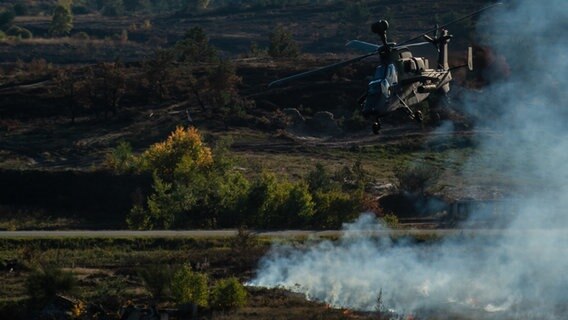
[415,110,423,123]
[372,118,381,135]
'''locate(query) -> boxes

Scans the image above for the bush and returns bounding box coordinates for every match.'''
[312,190,362,229]
[306,163,333,193]
[26,266,76,304]
[381,213,399,229]
[171,265,208,307]
[105,141,137,173]
[5,26,32,39]
[268,25,300,58]
[138,264,174,301]
[394,163,441,195]
[71,31,90,40]
[210,277,247,310]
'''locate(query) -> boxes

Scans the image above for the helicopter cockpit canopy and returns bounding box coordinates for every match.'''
[362,63,398,116]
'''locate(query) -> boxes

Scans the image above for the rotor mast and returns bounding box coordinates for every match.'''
[424,28,453,70]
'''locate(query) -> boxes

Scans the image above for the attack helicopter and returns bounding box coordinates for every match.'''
[268,3,501,134]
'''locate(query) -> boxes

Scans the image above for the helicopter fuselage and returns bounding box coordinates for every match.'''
[361,47,452,119]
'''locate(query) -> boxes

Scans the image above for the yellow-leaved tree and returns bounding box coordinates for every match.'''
[128,126,249,229]
[141,126,213,182]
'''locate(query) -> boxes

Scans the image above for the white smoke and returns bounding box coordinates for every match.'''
[249,1,568,318]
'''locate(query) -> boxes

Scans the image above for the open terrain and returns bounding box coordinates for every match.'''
[2,0,560,319]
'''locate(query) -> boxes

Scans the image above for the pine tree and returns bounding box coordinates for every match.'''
[49,4,73,36]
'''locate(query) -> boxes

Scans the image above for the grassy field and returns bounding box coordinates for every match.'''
[0,235,387,319]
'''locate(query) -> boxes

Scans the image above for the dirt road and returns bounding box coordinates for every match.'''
[0,229,565,239]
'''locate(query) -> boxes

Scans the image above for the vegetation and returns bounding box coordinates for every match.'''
[49,4,73,36]
[171,265,209,306]
[268,25,300,58]
[138,264,174,301]
[394,163,442,195]
[25,266,76,304]
[210,277,248,310]
[119,126,375,230]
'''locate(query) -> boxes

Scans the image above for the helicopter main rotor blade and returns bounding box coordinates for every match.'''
[396,2,503,47]
[268,52,378,88]
[394,41,430,49]
[345,40,382,53]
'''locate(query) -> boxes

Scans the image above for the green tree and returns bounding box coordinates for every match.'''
[279,182,315,227]
[268,25,300,58]
[171,265,209,307]
[175,26,218,63]
[306,163,333,193]
[49,5,73,36]
[206,59,242,111]
[105,141,138,173]
[312,190,362,229]
[80,62,126,119]
[143,49,176,99]
[210,277,247,310]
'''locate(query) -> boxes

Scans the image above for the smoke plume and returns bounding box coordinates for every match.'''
[249,0,568,318]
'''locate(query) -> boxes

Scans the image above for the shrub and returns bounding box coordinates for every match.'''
[105,141,138,173]
[394,163,441,195]
[138,264,174,301]
[268,25,300,58]
[26,266,76,304]
[381,213,399,229]
[306,163,333,193]
[6,26,32,39]
[209,277,247,310]
[171,265,208,307]
[312,190,362,229]
[71,31,90,40]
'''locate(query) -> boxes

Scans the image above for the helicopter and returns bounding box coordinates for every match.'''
[268,3,501,134]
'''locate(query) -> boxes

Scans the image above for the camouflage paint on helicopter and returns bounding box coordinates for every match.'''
[269,3,498,134]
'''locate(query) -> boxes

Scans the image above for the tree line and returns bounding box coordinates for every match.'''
[106,126,378,230]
